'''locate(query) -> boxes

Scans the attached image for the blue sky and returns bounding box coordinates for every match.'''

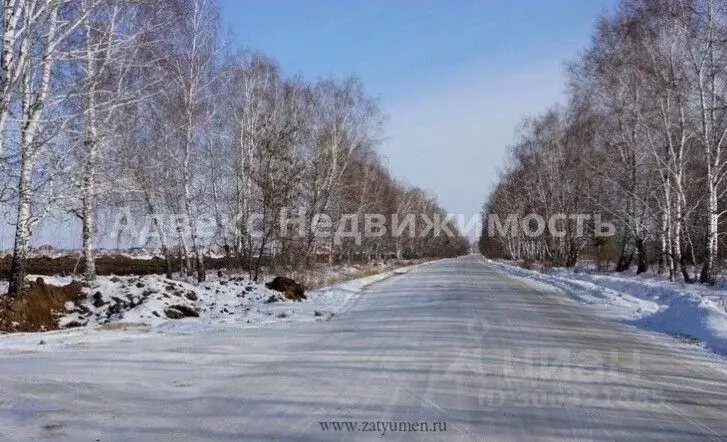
[219,0,617,224]
[19,0,617,250]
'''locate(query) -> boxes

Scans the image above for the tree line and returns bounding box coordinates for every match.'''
[480,0,727,283]
[1,0,467,296]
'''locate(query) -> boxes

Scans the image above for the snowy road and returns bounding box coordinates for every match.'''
[2,256,727,441]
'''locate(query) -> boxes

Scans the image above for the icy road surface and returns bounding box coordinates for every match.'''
[2,256,727,441]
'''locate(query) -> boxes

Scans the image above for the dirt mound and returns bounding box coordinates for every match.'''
[265,276,306,301]
[0,278,84,332]
[164,304,200,319]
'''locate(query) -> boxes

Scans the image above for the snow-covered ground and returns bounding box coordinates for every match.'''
[4,257,727,440]
[0,263,426,353]
[57,273,283,329]
[486,258,727,356]
[151,267,420,335]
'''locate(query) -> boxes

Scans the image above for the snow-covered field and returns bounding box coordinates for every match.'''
[486,258,727,356]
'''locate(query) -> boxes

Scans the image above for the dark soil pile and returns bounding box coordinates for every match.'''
[0,278,84,333]
[265,276,306,301]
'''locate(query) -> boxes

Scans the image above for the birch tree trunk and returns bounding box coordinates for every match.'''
[7,155,34,296]
[7,2,58,297]
[698,0,722,284]
[80,17,100,282]
[0,0,27,158]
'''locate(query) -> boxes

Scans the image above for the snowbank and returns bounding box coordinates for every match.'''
[171,263,426,333]
[57,274,288,329]
[0,261,429,342]
[486,258,727,356]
